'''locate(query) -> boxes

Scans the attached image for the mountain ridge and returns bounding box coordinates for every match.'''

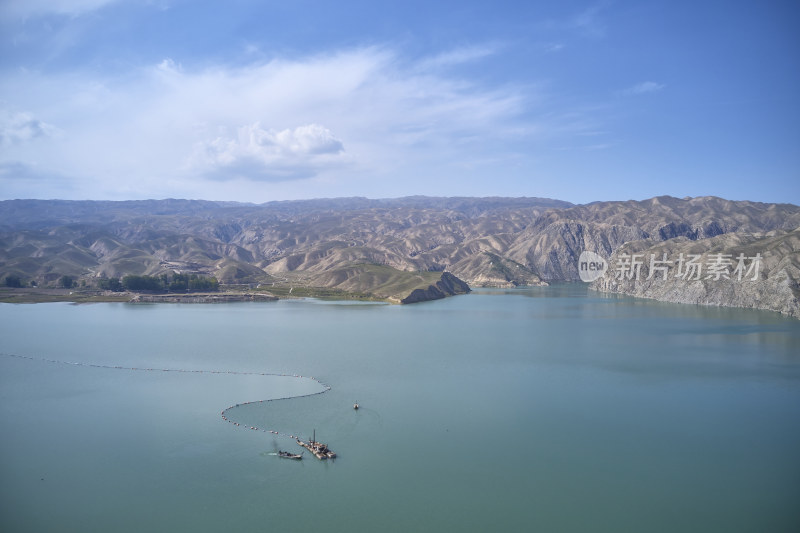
[1,195,798,311]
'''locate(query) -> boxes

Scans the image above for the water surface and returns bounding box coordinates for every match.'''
[1,285,798,532]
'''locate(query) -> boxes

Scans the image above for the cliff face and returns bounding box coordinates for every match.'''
[506,221,649,281]
[590,229,800,318]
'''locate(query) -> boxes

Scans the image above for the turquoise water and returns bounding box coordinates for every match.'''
[1,285,799,532]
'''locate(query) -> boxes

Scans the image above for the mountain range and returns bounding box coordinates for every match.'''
[1,195,798,311]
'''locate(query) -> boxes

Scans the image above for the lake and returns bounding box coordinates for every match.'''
[1,285,799,532]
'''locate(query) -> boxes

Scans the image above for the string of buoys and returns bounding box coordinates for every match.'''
[1,351,330,441]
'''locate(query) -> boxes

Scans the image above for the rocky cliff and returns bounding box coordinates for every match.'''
[591,229,800,318]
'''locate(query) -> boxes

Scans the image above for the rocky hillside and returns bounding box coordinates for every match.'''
[590,229,800,318]
[1,196,798,308]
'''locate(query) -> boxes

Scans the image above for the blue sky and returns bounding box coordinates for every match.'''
[0,0,798,204]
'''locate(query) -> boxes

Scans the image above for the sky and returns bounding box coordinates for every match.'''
[0,0,798,205]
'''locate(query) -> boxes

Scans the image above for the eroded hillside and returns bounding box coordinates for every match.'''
[1,195,798,308]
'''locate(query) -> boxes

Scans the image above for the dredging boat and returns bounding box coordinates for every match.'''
[277,450,303,460]
[297,429,337,460]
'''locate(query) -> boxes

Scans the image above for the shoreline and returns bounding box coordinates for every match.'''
[0,286,460,305]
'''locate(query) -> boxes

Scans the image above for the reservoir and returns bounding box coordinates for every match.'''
[1,285,799,532]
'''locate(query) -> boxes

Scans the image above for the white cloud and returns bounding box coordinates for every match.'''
[623,81,665,95]
[0,46,544,200]
[156,58,182,73]
[0,109,58,145]
[189,123,346,182]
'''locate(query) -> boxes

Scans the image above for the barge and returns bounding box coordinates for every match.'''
[297,429,337,460]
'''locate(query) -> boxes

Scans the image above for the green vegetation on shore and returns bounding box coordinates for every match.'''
[0,288,132,304]
[0,266,467,304]
[0,282,376,304]
[118,273,220,292]
[257,285,378,301]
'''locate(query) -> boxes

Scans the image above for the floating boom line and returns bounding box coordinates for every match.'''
[0,351,331,441]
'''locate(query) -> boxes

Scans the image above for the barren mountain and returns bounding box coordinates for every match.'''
[1,196,798,308]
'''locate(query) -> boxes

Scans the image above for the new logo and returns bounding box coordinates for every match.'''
[578,251,608,282]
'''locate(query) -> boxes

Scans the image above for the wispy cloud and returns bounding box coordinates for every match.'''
[0,0,121,20]
[416,44,499,71]
[538,3,609,39]
[622,81,666,95]
[569,3,610,38]
[0,108,58,145]
[543,43,565,53]
[0,46,536,199]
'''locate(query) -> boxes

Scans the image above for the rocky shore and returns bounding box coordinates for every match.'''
[591,229,800,318]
